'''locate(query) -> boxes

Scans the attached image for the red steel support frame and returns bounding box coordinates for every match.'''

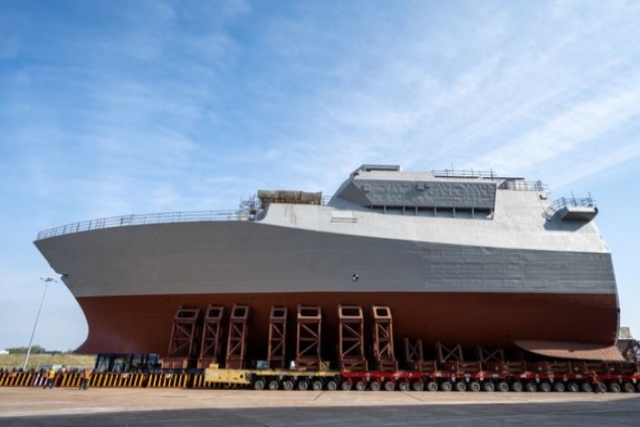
[476,346,504,364]
[403,338,437,372]
[225,305,250,369]
[372,305,397,371]
[435,342,464,363]
[163,307,201,370]
[197,305,225,369]
[295,305,322,370]
[404,337,423,371]
[267,306,288,369]
[338,305,368,371]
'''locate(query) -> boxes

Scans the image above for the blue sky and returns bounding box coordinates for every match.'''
[1,0,639,351]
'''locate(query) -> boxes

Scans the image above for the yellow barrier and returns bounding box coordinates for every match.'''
[146,373,190,388]
[0,372,34,387]
[191,374,221,389]
[0,372,35,387]
[0,371,191,389]
[60,372,82,388]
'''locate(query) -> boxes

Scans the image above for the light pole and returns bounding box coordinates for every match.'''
[22,277,57,370]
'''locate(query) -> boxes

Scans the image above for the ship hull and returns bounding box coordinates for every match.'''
[34,217,620,360]
[76,291,618,359]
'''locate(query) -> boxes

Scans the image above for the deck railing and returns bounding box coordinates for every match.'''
[552,196,597,211]
[36,210,246,240]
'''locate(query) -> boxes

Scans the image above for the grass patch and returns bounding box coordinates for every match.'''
[0,353,96,370]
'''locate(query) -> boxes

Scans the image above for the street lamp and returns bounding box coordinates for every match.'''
[21,277,57,370]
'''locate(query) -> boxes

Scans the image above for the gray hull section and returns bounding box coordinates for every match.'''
[35,221,617,298]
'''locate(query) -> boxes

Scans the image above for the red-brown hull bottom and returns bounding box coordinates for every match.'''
[76,292,618,361]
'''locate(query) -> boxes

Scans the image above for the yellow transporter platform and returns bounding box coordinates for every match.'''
[204,365,338,390]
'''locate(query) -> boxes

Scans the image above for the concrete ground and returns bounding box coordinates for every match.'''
[1,388,639,426]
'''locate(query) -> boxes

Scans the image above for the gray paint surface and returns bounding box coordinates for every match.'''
[34,165,617,301]
[36,220,616,298]
[342,178,497,209]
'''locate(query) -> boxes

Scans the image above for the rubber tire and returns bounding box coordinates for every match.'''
[426,381,438,392]
[609,382,621,393]
[497,381,509,392]
[622,382,635,393]
[326,380,338,391]
[412,381,424,391]
[539,382,552,392]
[440,381,453,392]
[469,381,481,392]
[581,382,593,393]
[455,381,467,392]
[268,380,279,390]
[356,381,367,391]
[369,381,381,391]
[340,381,352,391]
[399,381,410,392]
[526,382,538,392]
[483,381,495,392]
[511,381,523,392]
[297,380,309,391]
[384,381,395,392]
[553,382,565,392]
[282,380,294,391]
[567,382,579,392]
[253,379,265,391]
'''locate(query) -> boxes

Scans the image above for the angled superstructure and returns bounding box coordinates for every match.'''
[34,165,619,361]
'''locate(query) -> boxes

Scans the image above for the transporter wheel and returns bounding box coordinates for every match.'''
[398,381,410,392]
[609,382,621,393]
[622,382,635,393]
[356,380,367,391]
[482,381,495,392]
[469,381,481,392]
[282,380,294,391]
[636,382,640,392]
[412,381,424,391]
[440,381,453,392]
[455,381,467,392]
[383,381,395,391]
[497,381,509,392]
[426,381,438,392]
[341,381,352,391]
[312,379,324,391]
[596,383,607,393]
[268,380,280,390]
[581,382,593,393]
[539,381,552,392]
[553,382,565,392]
[253,378,266,391]
[525,382,538,392]
[567,382,580,392]
[511,381,523,392]
[369,381,381,391]
[297,380,309,391]
[326,380,338,391]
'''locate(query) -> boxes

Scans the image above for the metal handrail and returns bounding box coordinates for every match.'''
[433,168,501,179]
[552,196,597,211]
[36,209,245,240]
[543,195,597,220]
[497,180,547,191]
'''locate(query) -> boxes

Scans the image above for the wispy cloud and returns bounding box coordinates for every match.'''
[464,72,640,174]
